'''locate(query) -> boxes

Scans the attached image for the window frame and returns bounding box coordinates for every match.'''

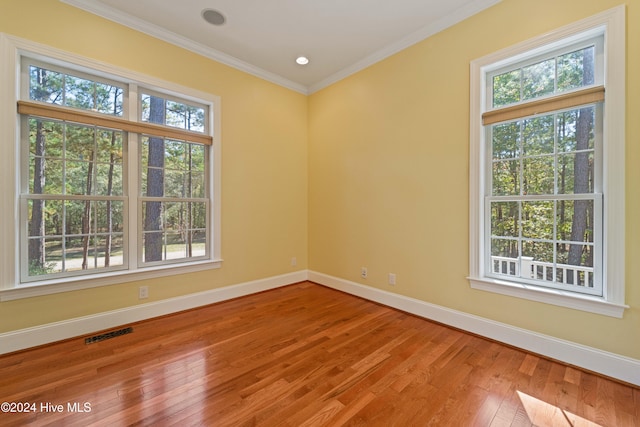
[0,34,222,301]
[468,7,626,317]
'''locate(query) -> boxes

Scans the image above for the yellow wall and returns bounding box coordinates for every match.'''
[309,0,640,360]
[1,0,638,362]
[0,0,308,330]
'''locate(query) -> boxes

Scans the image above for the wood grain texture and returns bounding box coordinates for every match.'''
[0,282,637,426]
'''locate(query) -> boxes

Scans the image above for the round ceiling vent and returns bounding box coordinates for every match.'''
[202,9,226,26]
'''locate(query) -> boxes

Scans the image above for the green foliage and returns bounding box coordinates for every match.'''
[28,259,57,276]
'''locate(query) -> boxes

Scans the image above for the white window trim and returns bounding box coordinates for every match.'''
[0,34,222,301]
[468,6,626,318]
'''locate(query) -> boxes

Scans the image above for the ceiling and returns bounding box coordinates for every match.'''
[61,0,501,94]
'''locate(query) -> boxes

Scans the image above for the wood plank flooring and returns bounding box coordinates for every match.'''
[0,282,637,426]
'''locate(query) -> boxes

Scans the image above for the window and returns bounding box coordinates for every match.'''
[21,61,127,281]
[487,40,603,296]
[0,35,221,300]
[468,8,626,317]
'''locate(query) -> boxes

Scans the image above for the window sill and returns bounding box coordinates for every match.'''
[0,259,223,301]
[468,276,627,318]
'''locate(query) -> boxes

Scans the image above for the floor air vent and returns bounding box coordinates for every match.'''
[85,327,133,344]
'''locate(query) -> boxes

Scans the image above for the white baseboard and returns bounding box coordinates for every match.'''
[308,271,640,387]
[0,270,307,355]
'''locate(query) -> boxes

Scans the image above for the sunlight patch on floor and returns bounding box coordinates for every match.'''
[517,391,602,427]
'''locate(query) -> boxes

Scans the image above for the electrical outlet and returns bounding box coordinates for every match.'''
[291,257,297,267]
[138,286,149,299]
[388,273,396,286]
[361,267,368,279]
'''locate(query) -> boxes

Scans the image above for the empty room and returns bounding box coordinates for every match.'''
[0,0,638,425]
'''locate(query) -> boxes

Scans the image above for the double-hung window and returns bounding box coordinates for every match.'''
[0,35,221,300]
[468,8,626,317]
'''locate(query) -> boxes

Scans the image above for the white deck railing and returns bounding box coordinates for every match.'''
[491,256,594,287]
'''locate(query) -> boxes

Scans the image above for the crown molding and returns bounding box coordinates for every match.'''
[309,0,502,93]
[60,0,501,95]
[59,0,310,94]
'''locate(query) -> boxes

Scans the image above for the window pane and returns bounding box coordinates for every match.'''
[96,200,124,233]
[522,240,554,281]
[96,163,123,196]
[141,136,166,197]
[142,201,164,232]
[557,200,594,243]
[141,200,208,264]
[190,145,205,171]
[165,233,187,260]
[29,119,63,160]
[166,100,187,129]
[165,140,186,168]
[190,230,207,257]
[102,235,125,268]
[141,137,207,199]
[522,59,555,100]
[66,161,93,195]
[29,66,123,115]
[64,200,87,236]
[556,243,594,287]
[141,93,206,133]
[491,237,518,260]
[95,83,124,116]
[25,198,125,275]
[557,46,595,92]
[557,152,594,194]
[41,160,63,195]
[522,115,554,156]
[29,66,63,104]
[96,129,123,163]
[491,201,519,237]
[42,200,63,236]
[190,172,205,198]
[27,237,62,276]
[66,124,95,161]
[29,119,63,195]
[192,202,207,229]
[493,69,521,107]
[164,202,184,233]
[142,231,163,263]
[522,156,554,195]
[64,236,86,271]
[165,170,185,198]
[522,201,553,240]
[492,160,520,196]
[492,122,520,159]
[490,238,520,277]
[557,108,595,152]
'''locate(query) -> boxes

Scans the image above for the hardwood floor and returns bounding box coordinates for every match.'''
[0,282,637,426]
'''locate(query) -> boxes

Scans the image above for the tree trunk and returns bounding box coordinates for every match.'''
[568,49,594,268]
[81,154,94,269]
[144,96,165,262]
[104,89,121,267]
[28,120,46,271]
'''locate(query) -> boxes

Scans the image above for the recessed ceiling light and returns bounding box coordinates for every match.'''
[296,56,310,65]
[202,9,226,26]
